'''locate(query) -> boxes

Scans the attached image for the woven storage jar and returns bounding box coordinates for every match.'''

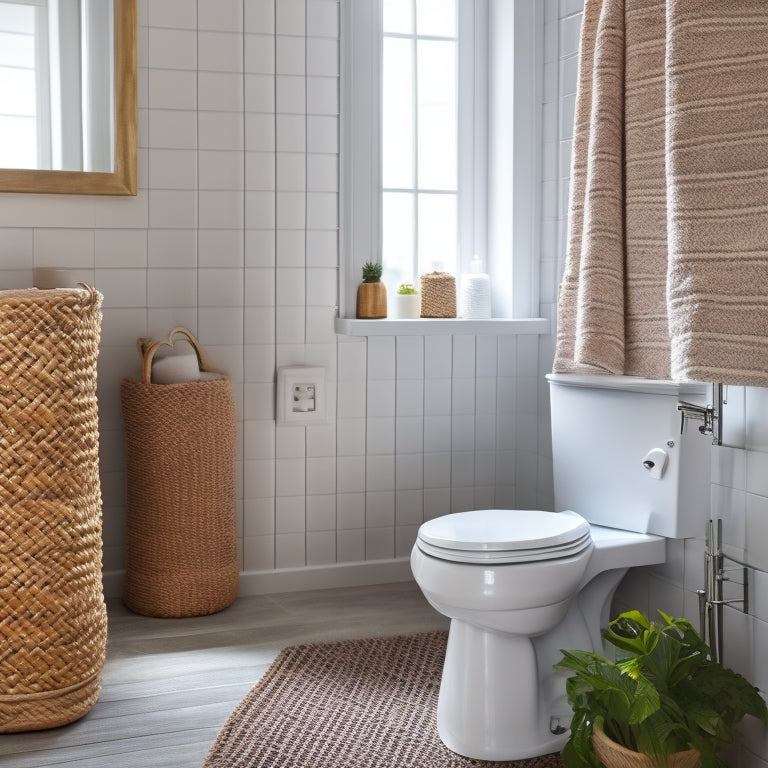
[420,270,457,318]
[121,327,238,618]
[0,286,107,733]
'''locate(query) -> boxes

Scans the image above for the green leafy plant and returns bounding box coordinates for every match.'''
[397,282,418,295]
[361,261,383,283]
[555,609,768,768]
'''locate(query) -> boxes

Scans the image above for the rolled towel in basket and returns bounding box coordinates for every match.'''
[151,353,227,384]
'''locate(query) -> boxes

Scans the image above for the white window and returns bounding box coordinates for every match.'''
[341,0,542,320]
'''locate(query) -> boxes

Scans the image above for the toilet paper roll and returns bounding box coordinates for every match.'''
[34,268,89,289]
[151,354,202,384]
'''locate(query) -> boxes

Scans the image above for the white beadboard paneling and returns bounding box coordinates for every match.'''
[276,35,306,75]
[396,489,424,526]
[96,228,148,268]
[306,457,337,495]
[276,496,306,534]
[337,455,366,494]
[148,27,197,69]
[337,492,365,529]
[276,0,306,35]
[199,72,245,112]
[337,528,365,562]
[307,37,338,76]
[245,33,276,74]
[366,491,395,528]
[308,0,339,38]
[306,494,336,531]
[147,268,197,307]
[747,451,768,498]
[366,526,395,560]
[396,454,424,491]
[148,69,197,110]
[244,419,276,460]
[95,269,147,308]
[198,0,243,32]
[276,458,306,497]
[366,379,396,418]
[243,496,275,536]
[424,378,452,415]
[307,530,336,565]
[198,31,243,72]
[365,454,395,493]
[243,533,275,570]
[396,415,424,454]
[307,76,338,114]
[275,532,306,568]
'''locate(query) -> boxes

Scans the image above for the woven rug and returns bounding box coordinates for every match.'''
[204,630,565,768]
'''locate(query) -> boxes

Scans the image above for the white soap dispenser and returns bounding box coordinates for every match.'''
[460,256,491,319]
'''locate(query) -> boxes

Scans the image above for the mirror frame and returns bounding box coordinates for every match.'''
[0,0,137,195]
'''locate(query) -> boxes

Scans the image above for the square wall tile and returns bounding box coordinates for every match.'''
[366,527,394,560]
[276,532,305,568]
[307,494,336,531]
[337,528,365,562]
[307,530,336,565]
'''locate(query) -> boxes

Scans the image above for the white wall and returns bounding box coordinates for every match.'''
[0,0,556,598]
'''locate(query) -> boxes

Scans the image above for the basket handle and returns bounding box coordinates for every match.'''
[137,326,223,385]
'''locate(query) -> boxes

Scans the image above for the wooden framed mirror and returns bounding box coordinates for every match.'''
[0,0,137,195]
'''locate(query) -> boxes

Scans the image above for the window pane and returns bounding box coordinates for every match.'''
[417,40,456,191]
[0,31,35,68]
[383,0,413,34]
[383,192,415,287]
[418,193,456,276]
[382,37,414,189]
[0,115,37,168]
[0,65,36,115]
[416,0,456,38]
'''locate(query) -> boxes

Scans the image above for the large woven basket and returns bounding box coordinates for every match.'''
[121,327,238,617]
[592,724,701,768]
[0,286,107,733]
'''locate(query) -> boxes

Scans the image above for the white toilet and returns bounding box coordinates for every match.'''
[411,374,711,761]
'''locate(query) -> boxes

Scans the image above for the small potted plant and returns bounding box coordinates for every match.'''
[390,282,420,319]
[356,261,386,318]
[555,609,768,768]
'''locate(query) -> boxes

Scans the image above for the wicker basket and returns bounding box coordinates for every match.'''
[0,286,107,733]
[121,327,238,617]
[592,724,701,768]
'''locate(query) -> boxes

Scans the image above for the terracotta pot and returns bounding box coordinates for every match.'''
[591,724,701,768]
[356,282,387,318]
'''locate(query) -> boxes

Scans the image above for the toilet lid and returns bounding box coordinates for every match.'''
[416,509,592,564]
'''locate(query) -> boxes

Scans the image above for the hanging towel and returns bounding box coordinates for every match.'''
[554,0,768,385]
[666,1,768,384]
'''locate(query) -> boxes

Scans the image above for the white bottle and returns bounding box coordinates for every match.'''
[460,256,491,319]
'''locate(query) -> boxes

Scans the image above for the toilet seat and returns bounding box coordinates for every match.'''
[416,509,591,564]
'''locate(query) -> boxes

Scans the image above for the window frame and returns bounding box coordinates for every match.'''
[339,0,543,322]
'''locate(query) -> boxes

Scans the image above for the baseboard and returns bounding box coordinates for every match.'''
[102,559,414,600]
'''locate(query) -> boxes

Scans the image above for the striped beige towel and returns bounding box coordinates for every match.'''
[554,0,768,385]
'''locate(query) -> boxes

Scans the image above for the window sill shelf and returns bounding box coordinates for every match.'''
[335,317,550,337]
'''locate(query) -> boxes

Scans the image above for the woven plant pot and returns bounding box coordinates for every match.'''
[0,286,107,732]
[356,282,387,318]
[592,725,701,768]
[121,327,238,618]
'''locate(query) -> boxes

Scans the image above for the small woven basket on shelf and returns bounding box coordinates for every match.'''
[121,327,238,618]
[0,286,107,733]
[420,271,457,318]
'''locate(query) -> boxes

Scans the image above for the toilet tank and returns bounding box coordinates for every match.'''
[546,374,711,538]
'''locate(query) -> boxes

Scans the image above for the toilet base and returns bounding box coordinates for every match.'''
[437,618,569,761]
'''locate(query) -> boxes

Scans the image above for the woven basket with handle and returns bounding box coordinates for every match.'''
[0,286,107,733]
[121,327,238,618]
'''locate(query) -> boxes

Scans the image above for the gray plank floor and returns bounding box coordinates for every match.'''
[1,581,448,768]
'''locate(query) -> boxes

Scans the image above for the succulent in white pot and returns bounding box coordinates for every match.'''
[390,283,420,319]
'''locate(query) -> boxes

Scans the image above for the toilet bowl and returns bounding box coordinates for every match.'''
[411,374,712,761]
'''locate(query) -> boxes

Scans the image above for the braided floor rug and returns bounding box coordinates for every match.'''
[204,630,565,768]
